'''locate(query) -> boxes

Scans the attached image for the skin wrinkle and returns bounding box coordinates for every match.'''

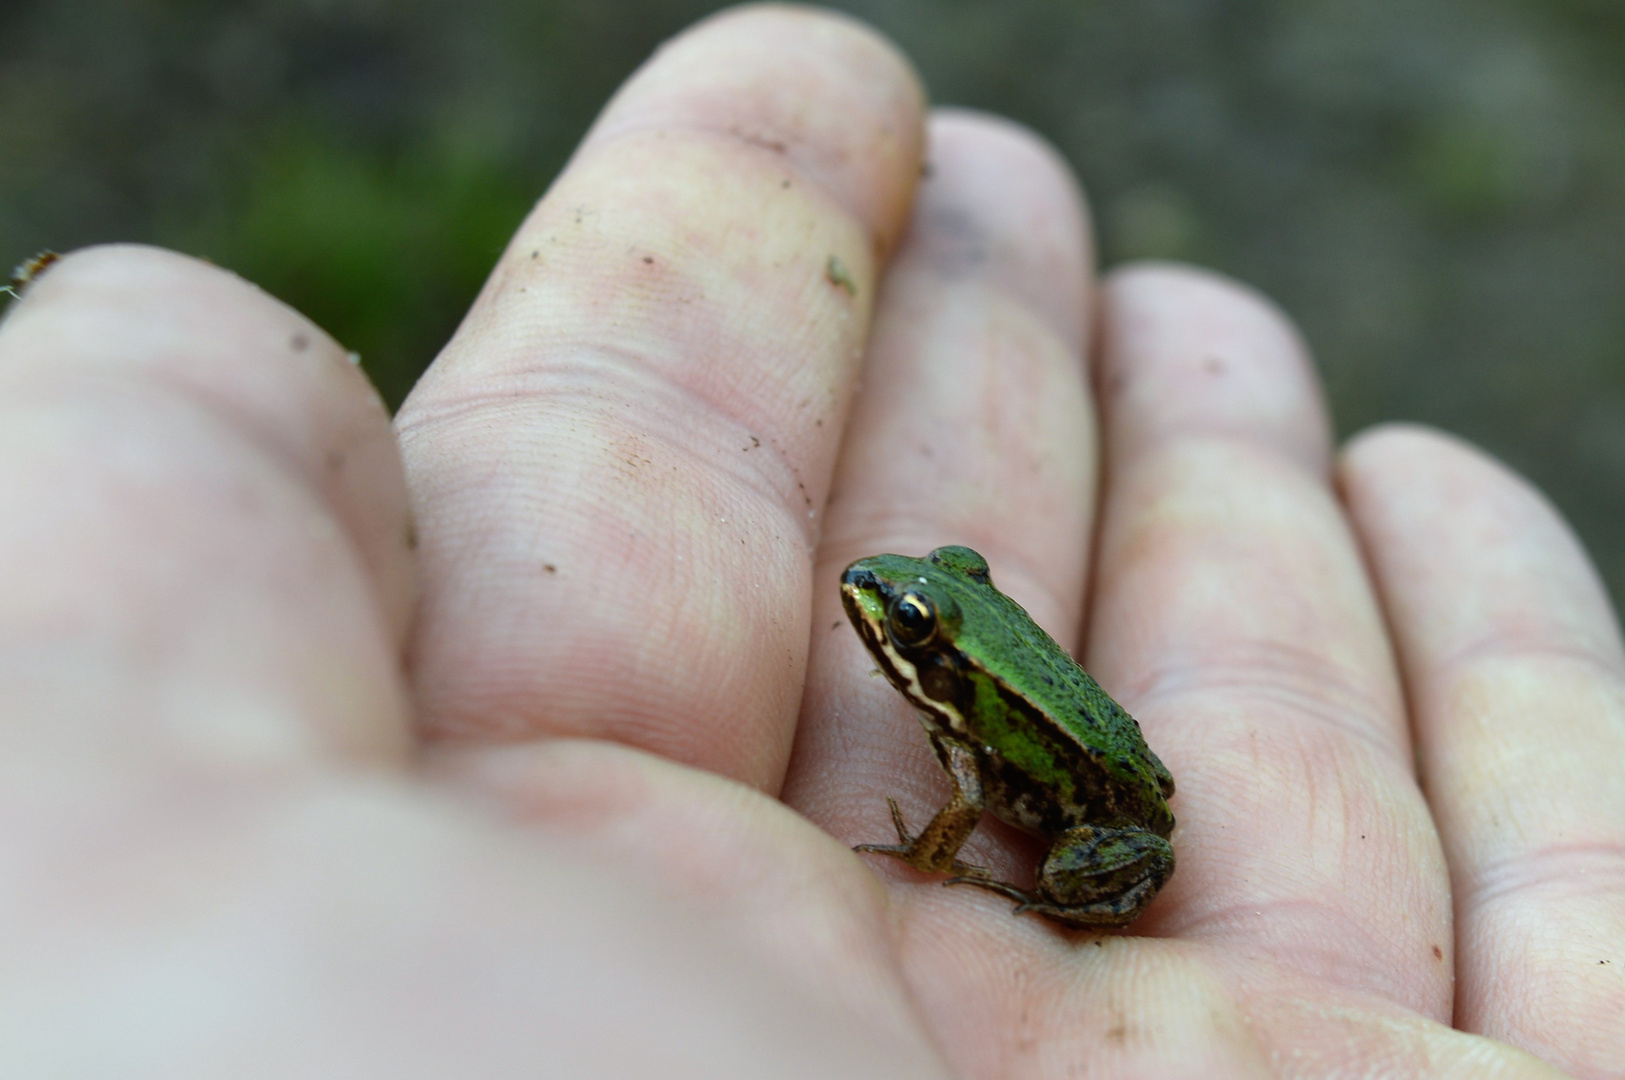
[1434,635,1625,685]
[404,190,870,567]
[1337,429,1625,1072]
[1127,649,1408,770]
[1114,432,1331,501]
[1104,627,1403,766]
[1195,739,1425,887]
[1185,711,1437,888]
[1462,842,1625,909]
[1096,445,1406,754]
[1428,657,1625,836]
[1131,665,1410,776]
[439,137,874,401]
[396,346,820,551]
[1174,897,1405,1001]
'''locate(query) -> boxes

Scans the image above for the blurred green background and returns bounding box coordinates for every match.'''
[6,0,1625,602]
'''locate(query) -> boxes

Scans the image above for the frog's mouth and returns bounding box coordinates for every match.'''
[838,574,892,668]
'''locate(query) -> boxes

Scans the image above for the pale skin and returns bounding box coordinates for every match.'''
[0,6,1621,1077]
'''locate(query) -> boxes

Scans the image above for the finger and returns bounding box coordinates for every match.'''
[1088,266,1452,1016]
[0,245,416,774]
[395,6,925,789]
[786,111,1095,886]
[1340,425,1625,1076]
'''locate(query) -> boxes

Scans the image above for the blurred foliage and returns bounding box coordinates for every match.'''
[5,0,1625,599]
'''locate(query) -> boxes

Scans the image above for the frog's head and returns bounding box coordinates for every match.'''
[840,546,991,731]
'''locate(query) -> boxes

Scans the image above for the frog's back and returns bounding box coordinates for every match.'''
[954,581,1175,800]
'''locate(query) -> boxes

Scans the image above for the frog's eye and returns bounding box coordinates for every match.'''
[887,591,937,648]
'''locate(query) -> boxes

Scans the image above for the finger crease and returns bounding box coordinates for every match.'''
[395,345,822,549]
[1464,840,1625,910]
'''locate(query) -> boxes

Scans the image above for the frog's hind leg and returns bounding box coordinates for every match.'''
[1032,825,1174,928]
[1008,872,1166,929]
[854,738,989,877]
[947,824,1174,929]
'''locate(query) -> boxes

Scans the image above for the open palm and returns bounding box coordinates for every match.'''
[3,7,1621,1077]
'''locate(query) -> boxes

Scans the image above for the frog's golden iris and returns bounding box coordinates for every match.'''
[887,592,937,647]
[843,546,1175,929]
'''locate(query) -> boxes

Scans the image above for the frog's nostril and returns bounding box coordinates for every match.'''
[843,567,878,592]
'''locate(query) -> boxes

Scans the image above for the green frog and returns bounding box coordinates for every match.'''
[842,546,1175,929]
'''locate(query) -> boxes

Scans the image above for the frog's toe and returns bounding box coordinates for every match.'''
[943,861,994,881]
[852,799,920,853]
[853,842,913,859]
[883,797,914,844]
[943,873,1035,904]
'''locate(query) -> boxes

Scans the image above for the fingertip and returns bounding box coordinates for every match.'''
[0,241,416,644]
[1341,421,1471,474]
[911,109,1094,352]
[1338,419,1619,663]
[588,3,928,257]
[1099,260,1331,473]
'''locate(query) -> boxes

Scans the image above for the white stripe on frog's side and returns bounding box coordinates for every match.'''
[867,627,970,738]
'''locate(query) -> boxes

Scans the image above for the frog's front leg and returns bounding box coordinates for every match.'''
[855,737,989,877]
[948,824,1174,929]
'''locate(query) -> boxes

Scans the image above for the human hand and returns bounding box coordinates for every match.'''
[2,6,1620,1077]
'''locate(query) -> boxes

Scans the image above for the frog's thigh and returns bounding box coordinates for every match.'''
[1037,824,1174,906]
[1019,873,1166,928]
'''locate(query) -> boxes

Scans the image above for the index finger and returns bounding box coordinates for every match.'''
[395,7,926,789]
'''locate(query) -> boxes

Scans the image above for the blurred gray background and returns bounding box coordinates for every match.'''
[6,0,1624,602]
